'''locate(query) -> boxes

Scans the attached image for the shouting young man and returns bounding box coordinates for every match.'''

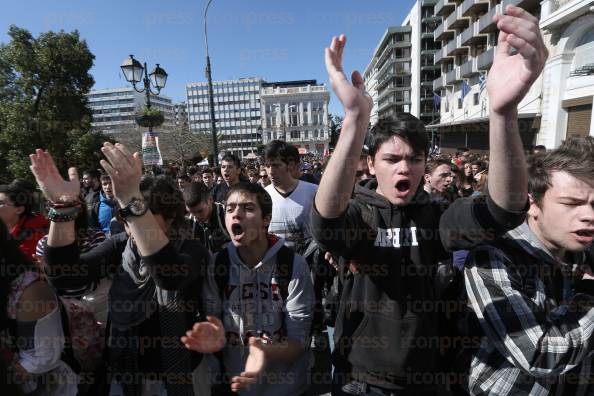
[462,136,594,395]
[312,5,547,395]
[184,182,315,395]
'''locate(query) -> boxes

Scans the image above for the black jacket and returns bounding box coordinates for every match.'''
[311,179,526,391]
[190,202,230,253]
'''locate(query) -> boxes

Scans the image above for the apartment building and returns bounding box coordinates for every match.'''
[87,87,174,134]
[186,77,263,158]
[431,0,542,151]
[260,80,330,155]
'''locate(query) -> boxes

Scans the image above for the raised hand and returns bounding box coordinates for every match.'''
[99,142,142,206]
[487,5,548,114]
[181,316,225,353]
[325,34,373,120]
[230,337,266,392]
[29,149,80,202]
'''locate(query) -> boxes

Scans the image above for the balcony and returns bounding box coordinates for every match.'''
[422,31,435,39]
[460,0,490,17]
[478,4,501,33]
[445,37,469,56]
[434,19,455,41]
[461,21,488,46]
[421,0,439,6]
[435,0,456,16]
[446,6,471,30]
[477,47,495,70]
[444,68,459,84]
[421,15,442,24]
[460,58,479,77]
[433,75,446,90]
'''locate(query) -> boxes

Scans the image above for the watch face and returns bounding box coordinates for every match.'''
[130,198,147,215]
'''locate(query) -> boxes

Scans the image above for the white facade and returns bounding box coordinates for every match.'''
[260,81,330,155]
[87,87,174,134]
[431,0,542,149]
[364,0,440,128]
[363,57,380,126]
[538,0,594,148]
[173,101,189,130]
[186,77,263,158]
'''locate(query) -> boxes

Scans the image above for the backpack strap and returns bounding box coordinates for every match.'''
[275,246,295,303]
[214,248,230,300]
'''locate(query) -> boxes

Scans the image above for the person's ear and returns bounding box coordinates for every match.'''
[367,155,376,176]
[527,193,540,220]
[263,213,272,228]
[14,205,24,217]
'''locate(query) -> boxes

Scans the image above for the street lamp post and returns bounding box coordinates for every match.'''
[204,0,219,167]
[120,55,168,133]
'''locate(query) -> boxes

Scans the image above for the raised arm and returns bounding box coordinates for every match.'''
[99,142,168,256]
[486,5,548,211]
[315,35,373,218]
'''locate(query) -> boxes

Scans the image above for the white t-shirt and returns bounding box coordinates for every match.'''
[265,180,318,250]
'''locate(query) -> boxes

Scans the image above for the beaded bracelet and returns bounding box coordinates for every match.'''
[47,197,83,209]
[47,207,81,222]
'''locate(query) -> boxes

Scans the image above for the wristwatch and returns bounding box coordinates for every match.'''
[118,197,148,220]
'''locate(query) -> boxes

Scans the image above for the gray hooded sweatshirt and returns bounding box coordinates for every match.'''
[204,237,315,396]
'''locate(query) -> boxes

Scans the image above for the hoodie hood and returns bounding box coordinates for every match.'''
[354,177,431,210]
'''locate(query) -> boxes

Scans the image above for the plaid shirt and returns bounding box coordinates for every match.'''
[464,222,594,396]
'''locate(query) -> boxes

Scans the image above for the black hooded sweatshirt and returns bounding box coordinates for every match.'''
[311,179,526,391]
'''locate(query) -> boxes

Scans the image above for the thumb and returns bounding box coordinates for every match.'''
[351,70,364,90]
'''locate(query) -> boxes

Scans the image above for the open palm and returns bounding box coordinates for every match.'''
[29,149,80,202]
[230,337,266,392]
[487,5,548,114]
[181,315,225,353]
[325,35,373,118]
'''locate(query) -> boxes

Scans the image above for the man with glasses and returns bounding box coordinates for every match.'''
[258,171,271,187]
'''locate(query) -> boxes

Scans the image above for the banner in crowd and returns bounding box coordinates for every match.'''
[141,131,163,166]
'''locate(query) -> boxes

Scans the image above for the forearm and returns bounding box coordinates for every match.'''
[488,109,527,211]
[47,220,76,247]
[122,209,168,256]
[262,339,305,362]
[315,115,367,218]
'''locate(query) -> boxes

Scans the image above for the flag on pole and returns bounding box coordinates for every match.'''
[433,93,442,111]
[461,80,471,99]
[479,72,487,95]
[142,131,163,166]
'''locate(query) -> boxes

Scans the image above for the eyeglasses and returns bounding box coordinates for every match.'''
[260,174,268,178]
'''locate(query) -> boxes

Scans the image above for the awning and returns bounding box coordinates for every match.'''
[244,152,257,160]
[426,113,537,129]
[298,148,308,155]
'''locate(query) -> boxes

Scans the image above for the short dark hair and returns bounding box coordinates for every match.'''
[201,168,213,176]
[183,182,211,207]
[425,159,452,175]
[100,173,111,183]
[0,183,35,217]
[264,140,299,165]
[226,182,272,219]
[529,136,594,206]
[368,114,429,159]
[221,153,241,168]
[83,169,101,180]
[140,175,186,227]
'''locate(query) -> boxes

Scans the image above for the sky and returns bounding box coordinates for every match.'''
[1,0,416,116]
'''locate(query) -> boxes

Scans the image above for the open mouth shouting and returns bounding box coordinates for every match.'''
[230,223,245,241]
[395,179,411,197]
[574,229,594,244]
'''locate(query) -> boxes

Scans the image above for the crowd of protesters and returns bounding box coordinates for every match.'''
[1,5,594,396]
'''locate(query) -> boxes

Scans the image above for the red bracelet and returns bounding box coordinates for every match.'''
[47,199,83,209]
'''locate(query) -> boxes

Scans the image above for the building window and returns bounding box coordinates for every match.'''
[458,98,463,109]
[290,130,300,139]
[473,93,479,106]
